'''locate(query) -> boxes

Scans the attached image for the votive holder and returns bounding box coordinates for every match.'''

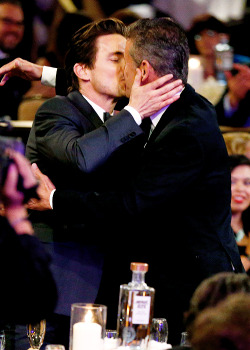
[69,303,107,350]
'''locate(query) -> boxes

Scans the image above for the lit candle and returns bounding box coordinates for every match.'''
[72,311,103,350]
[188,56,204,92]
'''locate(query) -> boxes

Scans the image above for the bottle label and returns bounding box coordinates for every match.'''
[132,295,151,324]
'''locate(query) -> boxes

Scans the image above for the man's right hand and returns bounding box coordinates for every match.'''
[27,163,55,211]
[128,69,184,118]
[0,58,43,86]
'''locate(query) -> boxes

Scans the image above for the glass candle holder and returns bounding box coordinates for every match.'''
[69,303,107,350]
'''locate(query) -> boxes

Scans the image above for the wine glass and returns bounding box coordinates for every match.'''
[27,319,46,349]
[180,331,191,347]
[104,330,120,350]
[148,318,169,349]
[0,330,5,350]
[150,318,168,342]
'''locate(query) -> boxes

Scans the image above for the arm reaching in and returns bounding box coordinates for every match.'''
[0,58,43,86]
[225,63,250,108]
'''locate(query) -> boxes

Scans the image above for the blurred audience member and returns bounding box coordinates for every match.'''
[229,154,250,274]
[151,0,246,30]
[190,293,250,350]
[184,272,250,338]
[187,14,230,104]
[54,10,92,67]
[111,8,142,26]
[0,0,31,119]
[215,63,250,127]
[0,148,57,325]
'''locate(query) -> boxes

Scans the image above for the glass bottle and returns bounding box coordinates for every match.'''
[214,34,234,84]
[117,262,155,349]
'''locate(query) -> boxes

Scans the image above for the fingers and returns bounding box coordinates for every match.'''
[133,68,142,87]
[149,74,174,89]
[31,163,56,191]
[3,163,18,194]
[7,150,37,188]
[0,74,10,86]
[31,163,43,180]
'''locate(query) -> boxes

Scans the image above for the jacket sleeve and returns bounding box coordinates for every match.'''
[55,68,67,96]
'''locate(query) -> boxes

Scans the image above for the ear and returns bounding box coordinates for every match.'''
[139,60,151,83]
[73,63,90,81]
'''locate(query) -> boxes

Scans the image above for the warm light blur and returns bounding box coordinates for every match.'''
[188,57,201,69]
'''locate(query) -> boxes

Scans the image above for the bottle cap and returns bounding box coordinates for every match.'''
[130,262,148,272]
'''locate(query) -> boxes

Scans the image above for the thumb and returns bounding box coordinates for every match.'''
[31,163,43,180]
[132,68,142,88]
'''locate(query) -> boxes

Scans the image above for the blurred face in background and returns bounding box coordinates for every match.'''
[0,3,24,52]
[231,165,250,214]
[195,30,229,58]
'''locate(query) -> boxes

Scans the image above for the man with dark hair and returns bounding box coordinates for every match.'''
[29,17,244,345]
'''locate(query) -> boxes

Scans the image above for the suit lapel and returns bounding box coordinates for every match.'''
[146,84,195,146]
[67,91,104,129]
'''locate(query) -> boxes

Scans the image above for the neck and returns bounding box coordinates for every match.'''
[231,211,243,233]
[79,85,116,113]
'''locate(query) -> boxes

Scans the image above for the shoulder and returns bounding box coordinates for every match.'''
[36,91,84,116]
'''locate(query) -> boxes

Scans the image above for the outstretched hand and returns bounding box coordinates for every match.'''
[225,63,250,108]
[27,163,55,211]
[0,57,43,86]
[128,69,184,118]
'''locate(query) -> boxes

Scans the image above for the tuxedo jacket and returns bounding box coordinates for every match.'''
[25,90,145,316]
[52,84,244,342]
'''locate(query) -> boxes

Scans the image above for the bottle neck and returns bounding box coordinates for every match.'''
[130,271,147,287]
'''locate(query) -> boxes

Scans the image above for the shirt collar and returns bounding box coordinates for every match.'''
[82,94,107,122]
[150,86,184,128]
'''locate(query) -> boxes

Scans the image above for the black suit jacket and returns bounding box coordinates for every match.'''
[25,91,145,317]
[52,84,244,343]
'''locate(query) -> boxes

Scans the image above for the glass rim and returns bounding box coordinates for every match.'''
[71,303,107,310]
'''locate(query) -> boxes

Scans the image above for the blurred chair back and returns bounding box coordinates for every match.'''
[223,132,250,156]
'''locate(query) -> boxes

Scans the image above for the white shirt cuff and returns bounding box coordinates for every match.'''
[49,189,56,209]
[124,105,142,125]
[41,66,57,87]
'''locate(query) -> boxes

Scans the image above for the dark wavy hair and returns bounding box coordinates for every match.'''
[65,18,126,92]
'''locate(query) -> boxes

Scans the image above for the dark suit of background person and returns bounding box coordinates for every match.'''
[0,0,31,119]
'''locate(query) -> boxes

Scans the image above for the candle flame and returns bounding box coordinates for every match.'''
[84,310,93,323]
